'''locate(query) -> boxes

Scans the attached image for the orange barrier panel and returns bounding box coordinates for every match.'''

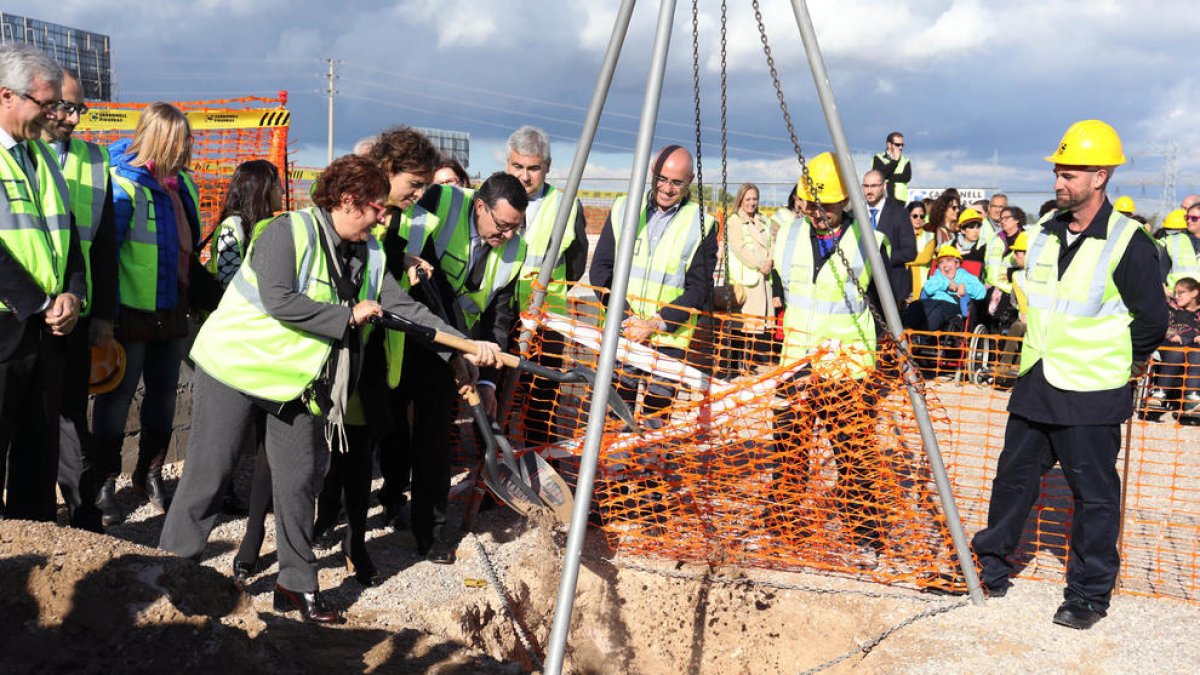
[75,93,291,258]
[505,282,1200,603]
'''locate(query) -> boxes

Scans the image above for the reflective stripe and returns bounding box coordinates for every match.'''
[434,188,466,258]
[125,186,158,245]
[782,295,866,315]
[293,209,319,293]
[405,206,429,256]
[365,237,384,299]
[1024,217,1134,316]
[230,266,268,312]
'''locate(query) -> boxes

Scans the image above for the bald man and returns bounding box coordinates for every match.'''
[589,145,717,421]
[1181,194,1200,211]
[41,70,118,530]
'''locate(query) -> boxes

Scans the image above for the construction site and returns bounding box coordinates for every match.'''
[1,1,1199,674]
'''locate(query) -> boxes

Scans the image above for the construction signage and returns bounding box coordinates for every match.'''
[77,108,291,131]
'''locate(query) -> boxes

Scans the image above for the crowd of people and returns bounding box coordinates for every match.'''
[0,42,1194,632]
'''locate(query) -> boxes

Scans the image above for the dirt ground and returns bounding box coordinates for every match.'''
[3,487,1198,675]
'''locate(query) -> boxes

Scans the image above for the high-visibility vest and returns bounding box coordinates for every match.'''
[725,212,769,287]
[609,195,715,350]
[1019,211,1140,391]
[46,139,108,316]
[205,215,246,275]
[873,153,910,202]
[515,184,579,316]
[110,170,199,311]
[0,142,72,312]
[377,203,439,388]
[420,185,526,330]
[191,208,384,402]
[984,233,1016,292]
[774,218,883,380]
[1163,232,1200,288]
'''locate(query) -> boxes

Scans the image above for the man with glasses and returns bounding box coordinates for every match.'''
[38,69,119,531]
[982,193,1007,245]
[0,45,87,522]
[971,120,1168,629]
[403,170,527,562]
[590,145,716,422]
[871,132,911,202]
[862,169,916,308]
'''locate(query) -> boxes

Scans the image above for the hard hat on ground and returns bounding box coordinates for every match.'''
[935,244,963,261]
[1010,231,1029,252]
[1163,208,1187,231]
[90,340,126,395]
[958,208,984,226]
[1113,195,1136,214]
[796,152,847,204]
[1045,119,1126,166]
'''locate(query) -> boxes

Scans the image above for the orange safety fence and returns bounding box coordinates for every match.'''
[501,281,1200,603]
[75,94,292,260]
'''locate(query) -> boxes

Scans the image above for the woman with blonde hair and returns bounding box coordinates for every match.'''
[92,102,201,520]
[722,182,775,374]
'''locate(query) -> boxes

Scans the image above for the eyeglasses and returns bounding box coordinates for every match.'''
[1187,215,1200,223]
[1000,214,1016,222]
[18,91,59,114]
[1173,288,1197,296]
[949,204,961,211]
[910,213,925,220]
[890,142,904,148]
[654,174,688,190]
[486,205,523,233]
[367,201,388,218]
[55,101,88,117]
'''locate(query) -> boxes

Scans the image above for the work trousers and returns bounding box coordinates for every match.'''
[56,316,102,530]
[379,345,456,546]
[0,325,65,521]
[971,415,1122,612]
[160,367,328,592]
[769,375,883,548]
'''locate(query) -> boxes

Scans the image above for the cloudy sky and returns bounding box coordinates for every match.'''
[13,0,1200,213]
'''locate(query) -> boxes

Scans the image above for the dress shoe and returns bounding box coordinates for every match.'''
[232,560,254,588]
[418,537,456,565]
[272,584,343,624]
[95,477,125,527]
[313,526,340,551]
[133,468,171,513]
[345,555,379,587]
[384,501,409,531]
[1052,597,1105,630]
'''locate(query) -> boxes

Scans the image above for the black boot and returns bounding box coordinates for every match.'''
[95,476,125,527]
[134,429,173,513]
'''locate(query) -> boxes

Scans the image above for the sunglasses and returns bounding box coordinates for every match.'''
[1187,215,1200,223]
[910,213,925,219]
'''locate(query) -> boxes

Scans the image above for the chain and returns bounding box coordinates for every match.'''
[719,0,730,281]
[797,599,969,674]
[749,0,923,377]
[470,533,544,671]
[690,0,705,214]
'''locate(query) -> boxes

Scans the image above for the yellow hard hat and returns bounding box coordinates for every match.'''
[796,152,847,204]
[1163,208,1188,230]
[935,244,963,260]
[90,340,127,395]
[1010,231,1029,252]
[958,208,983,226]
[1113,195,1136,214]
[1045,119,1126,166]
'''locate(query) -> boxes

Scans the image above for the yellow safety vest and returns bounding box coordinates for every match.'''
[515,184,579,317]
[774,217,883,380]
[1164,232,1200,288]
[609,195,715,350]
[725,212,769,287]
[1019,211,1139,391]
[0,142,72,312]
[191,208,384,402]
[111,170,199,311]
[47,139,108,316]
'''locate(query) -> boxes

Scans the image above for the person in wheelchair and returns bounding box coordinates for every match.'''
[903,244,987,333]
[1145,276,1200,423]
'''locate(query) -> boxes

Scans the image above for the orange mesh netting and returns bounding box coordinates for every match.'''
[506,282,1200,603]
[75,94,292,257]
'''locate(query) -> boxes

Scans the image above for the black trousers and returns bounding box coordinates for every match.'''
[521,329,566,447]
[971,415,1122,612]
[1153,348,1200,406]
[379,344,456,546]
[56,316,101,529]
[0,322,65,521]
[614,344,684,424]
[315,423,374,562]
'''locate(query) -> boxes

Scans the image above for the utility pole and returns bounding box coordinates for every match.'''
[325,58,337,165]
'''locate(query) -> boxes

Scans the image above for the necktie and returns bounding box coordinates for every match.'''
[869,208,879,228]
[11,143,34,182]
[467,239,488,291]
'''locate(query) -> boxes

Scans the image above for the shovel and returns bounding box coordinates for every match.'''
[461,384,547,517]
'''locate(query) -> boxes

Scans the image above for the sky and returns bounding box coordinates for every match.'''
[12,0,1200,214]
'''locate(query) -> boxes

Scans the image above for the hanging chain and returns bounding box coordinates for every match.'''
[750,0,914,366]
[691,0,705,216]
[719,0,731,284]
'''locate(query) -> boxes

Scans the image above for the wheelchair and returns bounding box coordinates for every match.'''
[964,287,1021,386]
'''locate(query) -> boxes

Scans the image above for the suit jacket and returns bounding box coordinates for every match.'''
[871,198,916,305]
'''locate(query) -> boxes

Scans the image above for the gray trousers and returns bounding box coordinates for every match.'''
[160,367,328,592]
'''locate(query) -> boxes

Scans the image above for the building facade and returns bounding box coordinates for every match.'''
[1,13,113,101]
